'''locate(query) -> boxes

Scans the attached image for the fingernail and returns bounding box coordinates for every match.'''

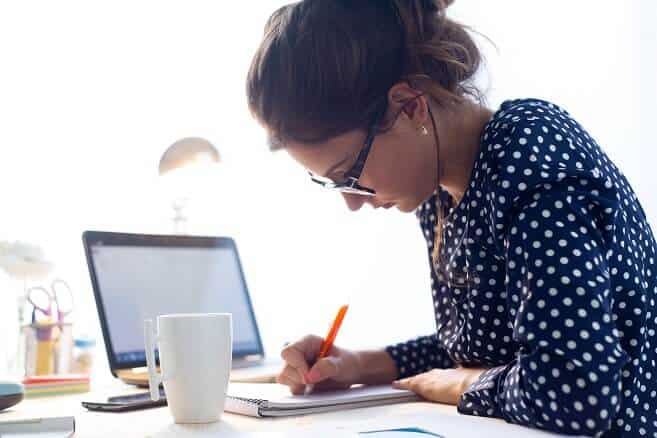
[306,370,320,383]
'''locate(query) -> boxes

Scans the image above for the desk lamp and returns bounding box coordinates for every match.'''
[158,137,220,234]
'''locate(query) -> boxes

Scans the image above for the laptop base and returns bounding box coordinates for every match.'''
[116,361,281,387]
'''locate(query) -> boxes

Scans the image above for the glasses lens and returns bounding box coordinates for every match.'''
[338,186,375,196]
[310,176,374,195]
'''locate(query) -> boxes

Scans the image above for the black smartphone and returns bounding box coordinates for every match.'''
[82,389,167,412]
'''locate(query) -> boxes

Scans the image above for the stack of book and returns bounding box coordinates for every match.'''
[22,374,90,398]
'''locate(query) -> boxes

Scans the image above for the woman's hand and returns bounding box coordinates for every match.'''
[277,335,363,395]
[392,367,487,405]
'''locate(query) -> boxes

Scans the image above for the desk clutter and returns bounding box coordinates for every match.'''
[13,278,94,403]
[0,234,548,437]
[22,374,90,398]
[0,416,75,437]
[19,277,94,380]
[0,381,24,411]
[0,273,95,416]
[22,278,76,376]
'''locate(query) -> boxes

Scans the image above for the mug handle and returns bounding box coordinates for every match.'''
[144,319,164,401]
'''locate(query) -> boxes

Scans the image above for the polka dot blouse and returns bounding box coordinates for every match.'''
[385,98,657,437]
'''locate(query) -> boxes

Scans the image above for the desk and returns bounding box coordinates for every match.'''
[0,381,568,437]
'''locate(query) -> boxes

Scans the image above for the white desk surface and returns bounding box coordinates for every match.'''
[0,380,569,437]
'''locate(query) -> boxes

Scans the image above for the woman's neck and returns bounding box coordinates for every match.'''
[434,100,494,204]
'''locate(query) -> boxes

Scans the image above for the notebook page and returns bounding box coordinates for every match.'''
[226,383,417,409]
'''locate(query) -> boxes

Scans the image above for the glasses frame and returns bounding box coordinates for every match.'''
[308,105,388,197]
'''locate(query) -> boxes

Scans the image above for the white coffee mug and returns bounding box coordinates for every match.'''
[144,313,232,423]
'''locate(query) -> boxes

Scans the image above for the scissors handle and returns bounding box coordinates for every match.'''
[51,278,74,321]
[27,286,53,317]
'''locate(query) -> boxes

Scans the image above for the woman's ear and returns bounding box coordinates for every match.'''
[386,82,429,126]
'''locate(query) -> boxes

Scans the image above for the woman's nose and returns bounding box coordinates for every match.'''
[341,193,367,211]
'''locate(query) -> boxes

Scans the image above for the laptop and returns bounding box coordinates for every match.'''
[82,231,281,387]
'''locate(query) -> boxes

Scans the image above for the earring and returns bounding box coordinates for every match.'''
[419,125,429,136]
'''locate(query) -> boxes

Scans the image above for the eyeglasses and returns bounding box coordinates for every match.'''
[308,107,385,197]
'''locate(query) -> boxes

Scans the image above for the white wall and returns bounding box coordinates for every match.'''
[457,1,657,222]
[0,1,654,380]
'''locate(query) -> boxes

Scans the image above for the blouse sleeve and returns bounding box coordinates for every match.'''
[385,335,454,379]
[457,187,630,436]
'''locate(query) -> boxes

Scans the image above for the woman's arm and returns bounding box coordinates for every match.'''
[355,349,400,385]
[384,334,455,379]
[459,189,629,436]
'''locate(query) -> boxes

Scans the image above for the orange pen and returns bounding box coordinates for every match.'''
[304,304,349,395]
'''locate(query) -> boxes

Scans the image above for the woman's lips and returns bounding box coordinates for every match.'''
[383,202,395,209]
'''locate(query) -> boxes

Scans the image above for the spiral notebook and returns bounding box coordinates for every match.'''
[224,383,420,418]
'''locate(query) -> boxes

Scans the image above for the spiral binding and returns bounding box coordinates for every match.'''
[227,395,267,407]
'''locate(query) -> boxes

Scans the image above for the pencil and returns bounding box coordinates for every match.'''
[304,304,349,395]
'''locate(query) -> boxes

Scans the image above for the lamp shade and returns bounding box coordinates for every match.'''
[0,241,53,280]
[158,137,220,176]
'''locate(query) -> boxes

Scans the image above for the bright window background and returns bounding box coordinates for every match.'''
[1,1,655,380]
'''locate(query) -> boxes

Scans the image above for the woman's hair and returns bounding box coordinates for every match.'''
[246,0,486,281]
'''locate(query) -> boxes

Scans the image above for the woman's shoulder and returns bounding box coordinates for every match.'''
[493,97,571,119]
[480,97,580,151]
[478,97,615,211]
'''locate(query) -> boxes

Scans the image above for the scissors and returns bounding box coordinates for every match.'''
[27,278,74,323]
[27,278,74,375]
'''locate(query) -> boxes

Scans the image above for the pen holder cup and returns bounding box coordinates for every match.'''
[21,322,73,376]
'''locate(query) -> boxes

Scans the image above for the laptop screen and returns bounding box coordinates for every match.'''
[83,232,264,369]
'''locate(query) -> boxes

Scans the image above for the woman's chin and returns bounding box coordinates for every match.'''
[395,201,416,213]
[397,194,432,213]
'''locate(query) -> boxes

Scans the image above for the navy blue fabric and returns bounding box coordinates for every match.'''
[385,98,657,437]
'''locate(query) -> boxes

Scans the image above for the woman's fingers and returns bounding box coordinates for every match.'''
[280,335,325,375]
[275,372,305,395]
[280,344,310,377]
[392,377,414,390]
[306,355,340,384]
[278,364,305,385]
[279,334,347,393]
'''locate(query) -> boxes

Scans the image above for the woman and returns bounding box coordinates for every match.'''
[246,1,657,436]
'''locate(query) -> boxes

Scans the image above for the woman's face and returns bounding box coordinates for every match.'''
[284,112,437,213]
